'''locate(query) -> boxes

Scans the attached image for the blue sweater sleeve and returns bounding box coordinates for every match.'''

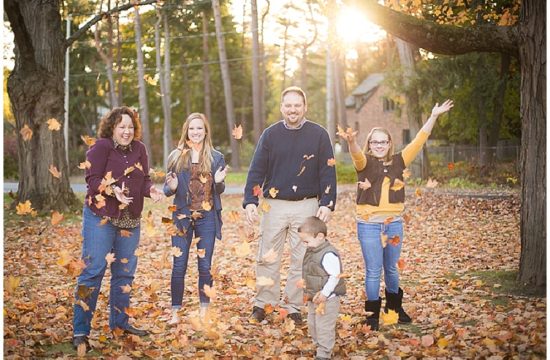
[318,129,337,210]
[243,131,269,208]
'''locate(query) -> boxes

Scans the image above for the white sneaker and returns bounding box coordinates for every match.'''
[199,304,208,320]
[168,309,179,325]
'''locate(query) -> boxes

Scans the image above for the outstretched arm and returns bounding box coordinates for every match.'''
[420,99,454,134]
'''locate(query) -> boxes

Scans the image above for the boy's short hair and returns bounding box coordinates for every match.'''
[281,86,307,107]
[298,216,327,237]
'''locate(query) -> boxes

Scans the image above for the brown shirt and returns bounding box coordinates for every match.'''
[189,163,213,211]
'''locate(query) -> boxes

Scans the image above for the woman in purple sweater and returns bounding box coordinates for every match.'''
[72,107,162,352]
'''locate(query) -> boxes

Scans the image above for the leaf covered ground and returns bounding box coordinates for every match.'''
[3,188,546,359]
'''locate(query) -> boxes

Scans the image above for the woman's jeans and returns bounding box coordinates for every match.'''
[73,206,141,336]
[357,219,404,300]
[171,210,216,308]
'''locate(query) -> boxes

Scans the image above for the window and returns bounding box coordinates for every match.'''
[402,129,411,144]
[383,97,396,112]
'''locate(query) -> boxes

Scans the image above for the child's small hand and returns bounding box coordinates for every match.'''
[313,292,327,304]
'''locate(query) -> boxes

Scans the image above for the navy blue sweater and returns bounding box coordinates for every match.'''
[243,120,337,210]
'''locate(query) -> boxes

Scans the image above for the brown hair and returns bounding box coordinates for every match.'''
[363,127,394,162]
[167,112,214,174]
[97,106,142,140]
[298,216,327,237]
[281,86,307,107]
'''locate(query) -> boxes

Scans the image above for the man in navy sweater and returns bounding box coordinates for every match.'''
[243,86,337,325]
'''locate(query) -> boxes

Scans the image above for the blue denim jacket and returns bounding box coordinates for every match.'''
[163,150,226,240]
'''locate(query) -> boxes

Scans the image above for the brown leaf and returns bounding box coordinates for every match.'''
[49,165,61,179]
[269,187,279,198]
[232,124,243,140]
[120,230,132,237]
[78,160,91,170]
[47,118,61,131]
[327,158,336,167]
[51,211,64,226]
[20,124,33,141]
[81,134,96,147]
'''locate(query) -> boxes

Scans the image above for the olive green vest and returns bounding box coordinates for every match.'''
[302,241,346,298]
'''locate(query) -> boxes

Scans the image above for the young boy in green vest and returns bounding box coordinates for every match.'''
[299,216,346,360]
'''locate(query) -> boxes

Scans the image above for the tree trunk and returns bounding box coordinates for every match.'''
[94,0,118,108]
[115,0,123,106]
[133,6,152,157]
[395,39,429,178]
[281,23,289,93]
[518,0,546,290]
[163,9,173,168]
[155,7,172,169]
[201,10,213,123]
[325,0,337,144]
[334,56,349,152]
[212,0,240,169]
[5,0,79,211]
[250,0,262,142]
[259,0,270,130]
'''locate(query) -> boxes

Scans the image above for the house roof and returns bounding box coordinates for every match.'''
[351,73,385,96]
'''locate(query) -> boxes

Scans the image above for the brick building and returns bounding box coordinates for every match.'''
[345,73,410,150]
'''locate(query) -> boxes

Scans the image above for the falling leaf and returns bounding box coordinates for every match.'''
[336,125,346,137]
[77,285,94,300]
[124,166,135,176]
[143,74,157,86]
[252,185,262,197]
[296,279,305,289]
[78,160,91,170]
[358,179,371,190]
[56,249,72,267]
[426,178,439,188]
[81,134,96,147]
[315,302,326,315]
[402,168,412,179]
[202,201,212,211]
[261,248,278,264]
[269,187,279,198]
[447,162,455,171]
[120,230,132,237]
[51,211,64,226]
[325,185,331,194]
[99,217,109,226]
[49,165,61,179]
[327,158,336,167]
[397,259,406,270]
[390,179,405,191]
[235,241,252,257]
[98,171,115,194]
[421,334,435,347]
[256,276,275,287]
[170,246,183,257]
[135,162,143,172]
[120,258,129,264]
[232,124,243,140]
[20,125,33,141]
[203,284,216,299]
[76,299,90,312]
[47,118,61,131]
[197,248,206,258]
[191,237,201,247]
[162,217,173,224]
[120,284,132,294]
[297,166,306,176]
[191,211,203,220]
[388,235,400,246]
[381,309,398,325]
[292,185,298,192]
[260,200,271,213]
[77,342,87,357]
[16,200,34,215]
[176,213,187,220]
[380,233,388,248]
[105,253,116,266]
[415,188,422,197]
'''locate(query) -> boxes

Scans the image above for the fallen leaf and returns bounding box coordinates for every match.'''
[422,334,435,347]
[426,178,439,188]
[16,200,34,215]
[51,211,64,226]
[447,162,455,171]
[235,241,251,257]
[381,309,398,325]
[415,188,422,197]
[5,276,20,294]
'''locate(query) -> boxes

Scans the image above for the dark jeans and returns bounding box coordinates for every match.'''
[171,210,216,307]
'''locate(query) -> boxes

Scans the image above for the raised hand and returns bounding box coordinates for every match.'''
[114,183,133,205]
[431,99,454,117]
[166,172,178,191]
[149,186,163,202]
[214,166,228,184]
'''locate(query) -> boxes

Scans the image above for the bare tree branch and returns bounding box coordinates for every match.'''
[350,0,519,57]
[65,0,157,48]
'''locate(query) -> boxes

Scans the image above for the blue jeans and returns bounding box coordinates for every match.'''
[357,219,404,300]
[73,206,141,336]
[171,210,216,307]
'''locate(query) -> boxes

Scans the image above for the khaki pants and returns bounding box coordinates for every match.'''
[255,198,319,313]
[307,296,340,359]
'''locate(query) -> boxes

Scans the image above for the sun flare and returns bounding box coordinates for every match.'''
[336,6,386,44]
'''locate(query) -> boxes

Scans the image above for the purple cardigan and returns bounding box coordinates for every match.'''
[85,138,153,219]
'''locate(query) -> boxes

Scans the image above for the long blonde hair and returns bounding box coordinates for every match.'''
[363,127,394,163]
[167,113,214,174]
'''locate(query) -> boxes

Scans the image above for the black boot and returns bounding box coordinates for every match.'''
[385,288,412,323]
[364,299,382,331]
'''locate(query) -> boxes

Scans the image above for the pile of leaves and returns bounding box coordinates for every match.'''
[4,187,545,358]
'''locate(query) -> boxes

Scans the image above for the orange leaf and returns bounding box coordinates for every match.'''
[232,124,243,140]
[397,258,406,270]
[447,162,455,171]
[120,230,132,237]
[388,235,400,246]
[264,304,274,314]
[269,187,279,198]
[203,284,216,299]
[49,165,61,179]
[252,185,262,197]
[81,134,96,147]
[168,205,177,212]
[20,125,33,141]
[51,211,64,226]
[16,200,34,215]
[47,118,61,131]
[415,188,422,197]
[78,160,91,170]
[390,179,404,191]
[327,158,336,167]
[162,217,173,224]
[384,217,394,225]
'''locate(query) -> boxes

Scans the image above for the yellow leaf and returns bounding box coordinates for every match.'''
[124,166,135,176]
[390,179,404,191]
[16,200,34,215]
[47,118,61,131]
[340,314,353,322]
[269,187,279,198]
[381,309,398,325]
[232,124,243,140]
[56,249,72,267]
[402,168,412,179]
[415,188,422,197]
[135,162,143,172]
[203,284,216,299]
[51,211,64,226]
[256,276,275,287]
[202,201,212,211]
[5,275,21,294]
[261,248,278,264]
[315,302,326,315]
[143,74,157,86]
[78,160,91,170]
[81,134,96,147]
[105,253,116,266]
[120,258,129,264]
[260,200,271,213]
[20,124,33,141]
[437,337,449,349]
[49,165,61,179]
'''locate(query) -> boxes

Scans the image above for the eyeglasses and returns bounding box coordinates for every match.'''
[369,140,390,146]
